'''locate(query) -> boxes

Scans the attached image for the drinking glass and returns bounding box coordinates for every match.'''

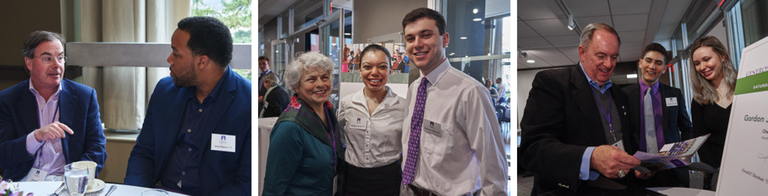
[64,163,89,196]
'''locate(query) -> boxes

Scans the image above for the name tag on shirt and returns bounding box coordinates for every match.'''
[349,117,367,129]
[611,140,625,151]
[665,97,678,107]
[211,133,236,153]
[26,168,48,181]
[423,120,442,138]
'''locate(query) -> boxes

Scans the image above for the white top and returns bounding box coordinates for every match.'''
[338,86,405,168]
[402,59,508,195]
[23,80,65,180]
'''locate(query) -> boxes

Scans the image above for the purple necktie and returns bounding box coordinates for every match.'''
[403,78,429,184]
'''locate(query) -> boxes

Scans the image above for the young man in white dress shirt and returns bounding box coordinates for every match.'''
[399,8,508,196]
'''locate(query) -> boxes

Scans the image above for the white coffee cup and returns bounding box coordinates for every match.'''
[73,161,97,189]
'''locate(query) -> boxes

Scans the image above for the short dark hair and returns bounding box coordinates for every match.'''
[177,16,232,67]
[359,44,392,69]
[641,43,668,63]
[259,56,269,62]
[23,31,65,59]
[402,8,447,35]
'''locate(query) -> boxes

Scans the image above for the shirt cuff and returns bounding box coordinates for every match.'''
[580,147,597,181]
[26,130,44,155]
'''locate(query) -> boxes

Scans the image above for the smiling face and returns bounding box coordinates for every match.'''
[578,29,620,87]
[259,59,270,72]
[297,68,332,109]
[360,50,391,93]
[404,17,449,76]
[692,46,725,81]
[638,51,667,86]
[25,40,65,91]
[167,29,198,87]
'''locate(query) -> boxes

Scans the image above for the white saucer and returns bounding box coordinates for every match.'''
[85,179,106,193]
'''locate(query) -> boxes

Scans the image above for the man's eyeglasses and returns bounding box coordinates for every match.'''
[38,55,67,65]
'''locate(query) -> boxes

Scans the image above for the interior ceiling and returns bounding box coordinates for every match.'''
[518,0,694,70]
[259,0,353,28]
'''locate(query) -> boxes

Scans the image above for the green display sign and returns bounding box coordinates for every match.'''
[735,71,768,95]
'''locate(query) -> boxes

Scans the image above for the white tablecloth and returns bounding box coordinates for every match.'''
[257,117,279,196]
[647,187,716,196]
[14,181,188,196]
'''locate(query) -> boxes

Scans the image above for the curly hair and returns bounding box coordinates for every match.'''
[283,52,334,91]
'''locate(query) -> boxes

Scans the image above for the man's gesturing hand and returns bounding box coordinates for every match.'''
[33,122,74,142]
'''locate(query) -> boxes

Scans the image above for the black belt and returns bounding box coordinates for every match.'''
[408,184,438,196]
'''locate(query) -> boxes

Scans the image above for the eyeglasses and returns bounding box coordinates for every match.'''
[38,55,67,65]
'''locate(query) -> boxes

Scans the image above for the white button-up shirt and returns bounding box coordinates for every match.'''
[24,79,65,180]
[402,59,508,195]
[338,86,405,168]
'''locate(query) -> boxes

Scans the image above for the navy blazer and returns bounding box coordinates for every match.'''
[520,66,637,195]
[0,79,107,181]
[623,83,694,144]
[124,67,251,196]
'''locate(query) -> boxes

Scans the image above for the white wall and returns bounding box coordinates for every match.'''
[516,69,545,130]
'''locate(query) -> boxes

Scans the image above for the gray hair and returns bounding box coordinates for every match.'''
[262,71,280,87]
[579,23,621,49]
[284,51,334,91]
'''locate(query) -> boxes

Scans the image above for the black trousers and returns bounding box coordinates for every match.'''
[344,160,401,196]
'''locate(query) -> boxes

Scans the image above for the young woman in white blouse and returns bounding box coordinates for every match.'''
[337,44,406,195]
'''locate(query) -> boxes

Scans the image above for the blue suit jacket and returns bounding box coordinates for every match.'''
[124,67,251,196]
[0,79,107,181]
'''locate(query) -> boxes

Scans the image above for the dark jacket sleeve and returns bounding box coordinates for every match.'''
[520,70,586,192]
[79,88,108,175]
[675,89,694,140]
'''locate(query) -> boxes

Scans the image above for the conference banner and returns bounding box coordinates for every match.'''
[717,36,768,195]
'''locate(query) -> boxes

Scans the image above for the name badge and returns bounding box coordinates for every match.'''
[423,120,442,138]
[211,133,236,153]
[665,97,678,107]
[27,168,48,181]
[349,117,367,129]
[611,140,625,151]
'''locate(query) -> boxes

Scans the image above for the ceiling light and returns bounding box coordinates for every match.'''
[449,52,455,56]
[567,15,575,31]
[344,33,351,36]
[627,74,638,79]
[473,8,478,14]
[460,37,467,40]
[527,59,535,64]
[473,18,482,22]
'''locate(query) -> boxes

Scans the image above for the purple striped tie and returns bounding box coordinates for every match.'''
[403,78,429,184]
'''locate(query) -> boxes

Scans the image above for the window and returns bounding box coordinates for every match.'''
[193,0,253,80]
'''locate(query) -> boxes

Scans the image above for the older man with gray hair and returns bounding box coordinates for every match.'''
[520,22,642,195]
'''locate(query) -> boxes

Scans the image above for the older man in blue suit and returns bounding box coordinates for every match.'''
[124,16,251,196]
[0,31,107,181]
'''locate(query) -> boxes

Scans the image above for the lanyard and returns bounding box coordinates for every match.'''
[306,101,338,169]
[36,103,60,169]
[590,88,617,142]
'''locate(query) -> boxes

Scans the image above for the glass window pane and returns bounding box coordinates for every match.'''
[294,0,324,31]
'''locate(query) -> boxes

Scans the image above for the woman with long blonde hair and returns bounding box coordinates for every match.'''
[689,35,737,190]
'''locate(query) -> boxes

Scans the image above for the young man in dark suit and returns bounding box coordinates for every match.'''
[124,17,251,196]
[622,43,694,187]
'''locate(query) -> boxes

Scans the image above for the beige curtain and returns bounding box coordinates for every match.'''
[78,0,191,130]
